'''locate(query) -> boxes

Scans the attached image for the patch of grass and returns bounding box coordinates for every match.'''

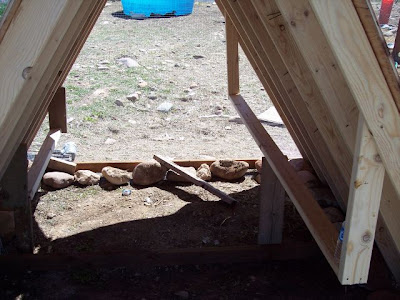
[0,3,7,19]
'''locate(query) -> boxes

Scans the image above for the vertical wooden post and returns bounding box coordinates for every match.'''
[48,87,67,133]
[258,157,285,244]
[339,116,384,284]
[392,19,400,64]
[378,0,394,25]
[0,144,33,253]
[226,14,240,95]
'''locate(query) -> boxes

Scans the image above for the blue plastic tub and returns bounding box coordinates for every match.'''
[121,0,195,18]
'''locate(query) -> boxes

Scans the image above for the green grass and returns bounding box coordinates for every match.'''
[0,3,7,19]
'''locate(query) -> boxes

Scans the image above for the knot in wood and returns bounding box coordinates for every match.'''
[304,10,309,17]
[374,154,382,163]
[362,231,372,243]
[22,67,33,80]
[279,24,285,31]
[290,20,296,27]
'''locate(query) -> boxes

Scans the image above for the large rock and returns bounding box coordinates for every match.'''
[75,170,100,186]
[101,167,131,185]
[132,160,167,186]
[166,167,196,182]
[210,160,249,180]
[255,159,262,173]
[196,164,212,181]
[297,170,320,188]
[43,171,74,189]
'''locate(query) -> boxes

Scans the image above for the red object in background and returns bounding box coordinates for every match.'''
[379,0,395,25]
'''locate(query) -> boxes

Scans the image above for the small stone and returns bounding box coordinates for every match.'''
[297,170,320,188]
[189,83,198,89]
[122,189,132,196]
[157,102,173,112]
[174,291,189,299]
[99,60,110,65]
[74,170,100,186]
[323,207,345,223]
[115,99,124,107]
[46,213,56,220]
[138,81,148,88]
[104,138,117,145]
[148,93,158,100]
[166,167,196,182]
[43,172,74,189]
[196,164,212,181]
[117,57,139,68]
[102,166,132,185]
[108,126,119,134]
[132,160,167,186]
[143,197,153,206]
[97,65,109,71]
[193,55,205,59]
[255,159,262,173]
[126,93,139,101]
[210,160,249,180]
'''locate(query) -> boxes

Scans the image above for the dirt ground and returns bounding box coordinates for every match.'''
[1,1,400,299]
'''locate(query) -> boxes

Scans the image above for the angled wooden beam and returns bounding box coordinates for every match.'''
[276,0,400,282]
[218,0,349,209]
[27,129,61,200]
[339,117,384,284]
[230,94,338,274]
[48,87,67,133]
[153,155,237,205]
[226,14,240,95]
[258,157,285,244]
[310,0,400,203]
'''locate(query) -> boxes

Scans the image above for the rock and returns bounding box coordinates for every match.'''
[46,213,56,219]
[126,93,139,101]
[323,207,345,223]
[254,174,261,184]
[102,167,132,185]
[166,167,196,182]
[157,102,173,112]
[118,57,139,68]
[148,93,157,100]
[255,159,262,173]
[115,99,124,107]
[174,291,189,299]
[132,160,167,186]
[189,83,198,89]
[43,172,74,189]
[138,81,148,88]
[297,170,320,188]
[289,158,314,173]
[257,106,284,126]
[108,126,119,134]
[122,189,132,196]
[74,170,100,186]
[196,164,212,181]
[210,160,249,180]
[193,55,205,59]
[97,65,109,71]
[104,138,117,145]
[310,188,338,207]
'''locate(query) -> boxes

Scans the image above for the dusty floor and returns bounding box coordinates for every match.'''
[1,1,400,299]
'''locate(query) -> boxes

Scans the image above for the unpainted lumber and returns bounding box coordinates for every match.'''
[154,155,237,205]
[27,129,61,200]
[226,14,240,95]
[0,0,23,45]
[48,157,76,175]
[258,157,285,244]
[230,94,338,274]
[339,117,384,284]
[48,87,67,133]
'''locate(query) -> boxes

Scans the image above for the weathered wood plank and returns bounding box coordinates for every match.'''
[230,94,338,274]
[339,117,384,284]
[48,157,76,175]
[226,14,240,95]
[258,157,285,244]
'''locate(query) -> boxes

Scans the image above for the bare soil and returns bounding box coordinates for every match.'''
[1,1,399,299]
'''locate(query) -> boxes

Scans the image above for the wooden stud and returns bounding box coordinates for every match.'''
[230,94,338,274]
[154,155,237,205]
[0,144,33,253]
[258,157,285,244]
[226,14,240,95]
[27,129,61,200]
[339,116,385,284]
[48,87,67,133]
[48,157,76,175]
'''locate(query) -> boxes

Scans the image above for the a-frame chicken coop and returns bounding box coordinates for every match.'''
[0,0,400,285]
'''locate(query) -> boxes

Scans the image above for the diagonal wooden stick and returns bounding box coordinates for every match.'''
[153,155,237,205]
